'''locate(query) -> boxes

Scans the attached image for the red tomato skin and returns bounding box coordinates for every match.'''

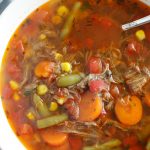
[2,84,13,100]
[88,57,102,74]
[89,79,108,93]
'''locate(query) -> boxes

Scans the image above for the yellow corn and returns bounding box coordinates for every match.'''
[135,30,146,41]
[9,80,19,90]
[39,34,47,40]
[26,112,35,120]
[56,97,66,105]
[57,5,69,17]
[55,53,63,61]
[37,84,48,95]
[49,102,58,111]
[61,62,72,72]
[52,15,62,25]
[13,93,20,101]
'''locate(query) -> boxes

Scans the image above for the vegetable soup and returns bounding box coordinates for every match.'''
[1,0,150,150]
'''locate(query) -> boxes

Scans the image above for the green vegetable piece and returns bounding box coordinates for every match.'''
[83,139,122,150]
[57,74,83,87]
[37,113,68,129]
[33,94,50,117]
[60,1,82,39]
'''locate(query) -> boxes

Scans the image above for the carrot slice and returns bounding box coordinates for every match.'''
[115,96,142,125]
[40,128,68,146]
[50,139,70,150]
[34,61,55,78]
[78,91,102,121]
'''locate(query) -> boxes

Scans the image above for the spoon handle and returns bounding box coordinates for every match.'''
[122,15,150,31]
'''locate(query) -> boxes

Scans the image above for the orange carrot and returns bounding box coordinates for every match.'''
[34,61,55,78]
[115,96,142,125]
[78,91,102,121]
[40,128,68,146]
[144,93,150,107]
[50,139,70,150]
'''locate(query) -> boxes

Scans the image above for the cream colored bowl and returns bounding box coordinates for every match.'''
[0,0,149,150]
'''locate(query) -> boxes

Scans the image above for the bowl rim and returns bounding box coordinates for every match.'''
[0,0,48,149]
[0,0,150,150]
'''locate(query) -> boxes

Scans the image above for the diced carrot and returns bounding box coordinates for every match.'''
[40,128,68,146]
[115,96,142,125]
[78,91,102,121]
[123,135,138,147]
[34,61,55,78]
[69,135,83,150]
[144,93,150,107]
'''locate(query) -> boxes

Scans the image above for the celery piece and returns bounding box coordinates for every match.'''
[37,113,68,129]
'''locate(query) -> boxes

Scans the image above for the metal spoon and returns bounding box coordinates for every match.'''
[122,15,150,31]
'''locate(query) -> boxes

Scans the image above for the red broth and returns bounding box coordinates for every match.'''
[1,0,150,150]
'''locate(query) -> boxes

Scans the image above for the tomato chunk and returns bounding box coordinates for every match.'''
[88,57,102,74]
[89,79,109,93]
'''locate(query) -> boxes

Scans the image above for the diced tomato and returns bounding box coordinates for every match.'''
[88,57,102,74]
[15,40,24,53]
[144,24,150,42]
[85,38,94,48]
[6,63,22,81]
[100,17,113,28]
[19,123,33,135]
[125,39,148,58]
[69,135,83,150]
[89,79,109,92]
[129,145,144,150]
[123,135,138,147]
[32,10,48,23]
[2,84,13,100]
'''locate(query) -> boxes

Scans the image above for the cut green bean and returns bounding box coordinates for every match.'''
[33,94,50,117]
[57,74,83,87]
[83,139,122,150]
[37,113,68,129]
[60,1,82,39]
[146,140,150,150]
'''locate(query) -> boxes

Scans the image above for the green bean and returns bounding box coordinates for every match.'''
[83,139,122,150]
[57,74,83,87]
[33,94,50,117]
[60,1,82,39]
[37,113,68,129]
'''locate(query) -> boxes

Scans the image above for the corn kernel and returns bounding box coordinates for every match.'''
[9,80,19,90]
[57,5,69,17]
[55,53,63,61]
[135,30,146,41]
[39,34,47,40]
[61,62,72,72]
[56,97,66,105]
[52,15,62,25]
[37,84,48,95]
[49,102,58,111]
[13,93,20,101]
[26,112,35,120]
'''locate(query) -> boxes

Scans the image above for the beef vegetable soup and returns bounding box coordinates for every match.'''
[1,0,150,149]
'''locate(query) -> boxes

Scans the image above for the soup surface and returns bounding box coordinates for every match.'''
[1,0,150,150]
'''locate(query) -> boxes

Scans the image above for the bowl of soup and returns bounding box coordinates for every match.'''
[0,0,150,150]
